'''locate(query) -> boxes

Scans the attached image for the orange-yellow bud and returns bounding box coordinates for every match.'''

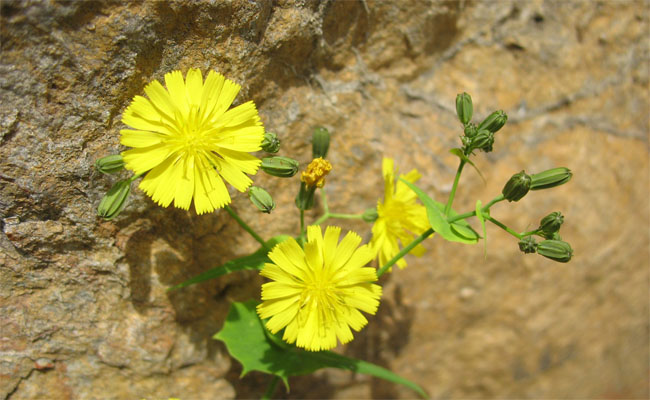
[300,158,332,188]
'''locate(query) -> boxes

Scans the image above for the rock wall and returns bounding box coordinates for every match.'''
[1,0,647,399]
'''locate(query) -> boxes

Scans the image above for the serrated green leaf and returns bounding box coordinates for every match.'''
[401,179,478,244]
[215,301,428,398]
[476,200,487,257]
[450,148,485,183]
[167,235,289,291]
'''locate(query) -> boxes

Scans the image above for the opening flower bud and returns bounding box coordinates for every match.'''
[537,239,573,263]
[539,211,564,236]
[518,236,537,254]
[97,180,131,220]
[362,207,379,223]
[261,156,299,178]
[312,126,330,159]
[248,186,275,214]
[477,110,507,133]
[502,170,531,202]
[300,157,332,189]
[455,92,473,125]
[95,154,125,175]
[261,132,281,153]
[530,167,572,190]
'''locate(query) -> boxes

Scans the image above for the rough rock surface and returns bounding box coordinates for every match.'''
[1,0,647,399]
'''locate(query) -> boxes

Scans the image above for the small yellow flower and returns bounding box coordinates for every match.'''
[120,69,264,214]
[301,157,332,188]
[257,225,382,351]
[371,158,429,269]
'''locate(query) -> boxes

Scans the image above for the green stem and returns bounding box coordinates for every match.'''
[314,213,329,226]
[377,228,435,277]
[128,172,145,183]
[447,194,506,224]
[321,188,329,214]
[444,160,466,216]
[521,229,541,237]
[261,376,280,400]
[328,213,364,220]
[224,205,269,250]
[486,216,522,239]
[300,209,305,237]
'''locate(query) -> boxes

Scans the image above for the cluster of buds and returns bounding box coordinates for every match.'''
[495,163,574,262]
[501,167,572,202]
[455,93,507,155]
[250,132,299,214]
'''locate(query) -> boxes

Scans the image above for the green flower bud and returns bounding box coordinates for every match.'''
[463,123,478,138]
[261,156,299,178]
[539,212,564,236]
[549,232,562,241]
[95,154,125,175]
[295,182,316,211]
[502,170,532,202]
[455,92,473,125]
[248,186,275,214]
[97,179,131,220]
[362,207,378,223]
[477,110,507,133]
[312,126,330,159]
[537,240,573,263]
[261,132,281,153]
[470,130,494,152]
[518,236,537,254]
[530,167,572,190]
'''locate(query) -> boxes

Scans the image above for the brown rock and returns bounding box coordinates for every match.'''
[1,0,647,399]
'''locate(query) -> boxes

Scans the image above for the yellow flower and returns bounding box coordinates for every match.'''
[120,69,264,214]
[301,157,332,188]
[371,158,429,269]
[257,225,382,351]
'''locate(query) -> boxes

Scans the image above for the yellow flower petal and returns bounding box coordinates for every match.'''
[258,226,382,351]
[119,69,264,213]
[371,157,429,269]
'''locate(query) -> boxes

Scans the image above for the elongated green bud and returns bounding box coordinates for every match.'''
[502,170,531,202]
[312,126,330,159]
[455,92,473,125]
[362,207,379,223]
[518,236,537,254]
[248,186,275,214]
[530,167,572,190]
[261,132,281,153]
[260,156,299,178]
[95,154,125,175]
[295,182,316,211]
[537,240,573,263]
[539,212,563,236]
[478,110,507,133]
[97,180,131,220]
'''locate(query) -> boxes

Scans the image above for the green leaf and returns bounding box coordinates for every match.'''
[476,200,487,257]
[167,235,289,291]
[401,179,479,244]
[450,148,485,183]
[215,300,428,398]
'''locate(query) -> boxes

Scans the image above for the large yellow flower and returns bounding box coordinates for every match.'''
[257,225,382,351]
[371,158,429,269]
[120,69,264,214]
